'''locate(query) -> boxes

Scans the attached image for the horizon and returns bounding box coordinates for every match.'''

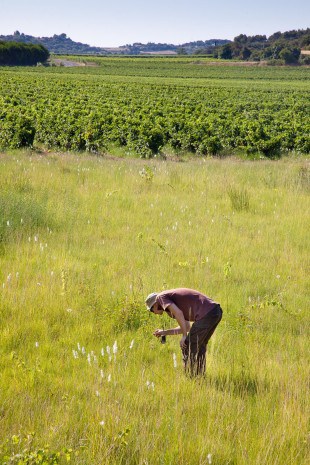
[1,0,309,48]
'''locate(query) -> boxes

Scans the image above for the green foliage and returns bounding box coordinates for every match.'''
[216,28,309,62]
[0,41,49,66]
[0,433,73,465]
[227,187,250,211]
[0,59,309,157]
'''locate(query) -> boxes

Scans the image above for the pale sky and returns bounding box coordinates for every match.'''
[1,0,309,47]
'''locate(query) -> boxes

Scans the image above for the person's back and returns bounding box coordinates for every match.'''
[156,288,218,321]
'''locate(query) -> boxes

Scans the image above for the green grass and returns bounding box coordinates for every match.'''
[0,152,309,464]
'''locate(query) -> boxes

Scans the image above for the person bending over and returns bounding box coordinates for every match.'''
[145,288,222,376]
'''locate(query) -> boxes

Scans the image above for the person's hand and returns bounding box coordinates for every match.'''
[180,335,187,349]
[153,329,164,338]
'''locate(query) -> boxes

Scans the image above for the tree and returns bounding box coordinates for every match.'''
[219,44,233,59]
[0,41,49,66]
[279,47,300,64]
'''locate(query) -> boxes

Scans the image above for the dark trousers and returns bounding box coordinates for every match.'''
[182,305,223,376]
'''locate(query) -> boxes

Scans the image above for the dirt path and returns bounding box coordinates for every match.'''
[52,58,98,67]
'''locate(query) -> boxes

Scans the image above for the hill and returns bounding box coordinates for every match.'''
[0,31,230,55]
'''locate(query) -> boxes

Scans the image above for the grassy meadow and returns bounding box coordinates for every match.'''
[0,152,309,464]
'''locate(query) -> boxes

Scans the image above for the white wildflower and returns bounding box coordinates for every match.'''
[6,221,10,226]
[81,346,86,355]
[112,341,118,355]
[77,342,81,351]
[87,354,91,365]
[101,348,105,356]
[106,346,111,355]
[146,381,155,390]
[7,274,12,282]
[207,453,212,464]
[107,374,111,382]
[35,342,39,348]
[99,420,105,426]
[95,390,100,397]
[173,353,177,368]
[100,370,104,378]
[72,350,79,359]
[129,340,134,349]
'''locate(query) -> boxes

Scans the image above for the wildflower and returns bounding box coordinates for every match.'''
[81,346,86,355]
[72,350,79,359]
[66,308,73,313]
[100,370,104,378]
[129,340,134,349]
[35,342,39,348]
[7,274,12,282]
[101,348,105,356]
[99,421,105,426]
[95,391,100,397]
[87,354,91,365]
[207,453,212,464]
[6,221,10,226]
[106,346,111,355]
[173,353,177,368]
[107,374,111,382]
[34,235,38,242]
[77,342,81,351]
[112,341,118,355]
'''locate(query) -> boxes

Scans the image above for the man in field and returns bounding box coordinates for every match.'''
[145,288,222,376]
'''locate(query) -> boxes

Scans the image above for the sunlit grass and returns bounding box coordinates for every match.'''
[0,152,309,464]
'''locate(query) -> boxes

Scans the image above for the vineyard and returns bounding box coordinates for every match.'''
[0,57,309,157]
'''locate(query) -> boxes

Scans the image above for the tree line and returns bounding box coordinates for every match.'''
[0,41,50,66]
[209,29,310,64]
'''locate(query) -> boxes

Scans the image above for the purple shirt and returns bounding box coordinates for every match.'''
[156,288,218,322]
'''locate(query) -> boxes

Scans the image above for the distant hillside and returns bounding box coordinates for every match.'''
[1,30,309,60]
[0,32,105,55]
[0,31,230,55]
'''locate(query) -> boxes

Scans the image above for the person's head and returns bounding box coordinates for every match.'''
[145,292,164,315]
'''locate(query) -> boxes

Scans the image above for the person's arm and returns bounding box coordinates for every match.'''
[160,303,189,348]
[153,321,191,337]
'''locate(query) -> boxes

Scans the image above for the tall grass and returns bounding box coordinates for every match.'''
[0,152,309,464]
